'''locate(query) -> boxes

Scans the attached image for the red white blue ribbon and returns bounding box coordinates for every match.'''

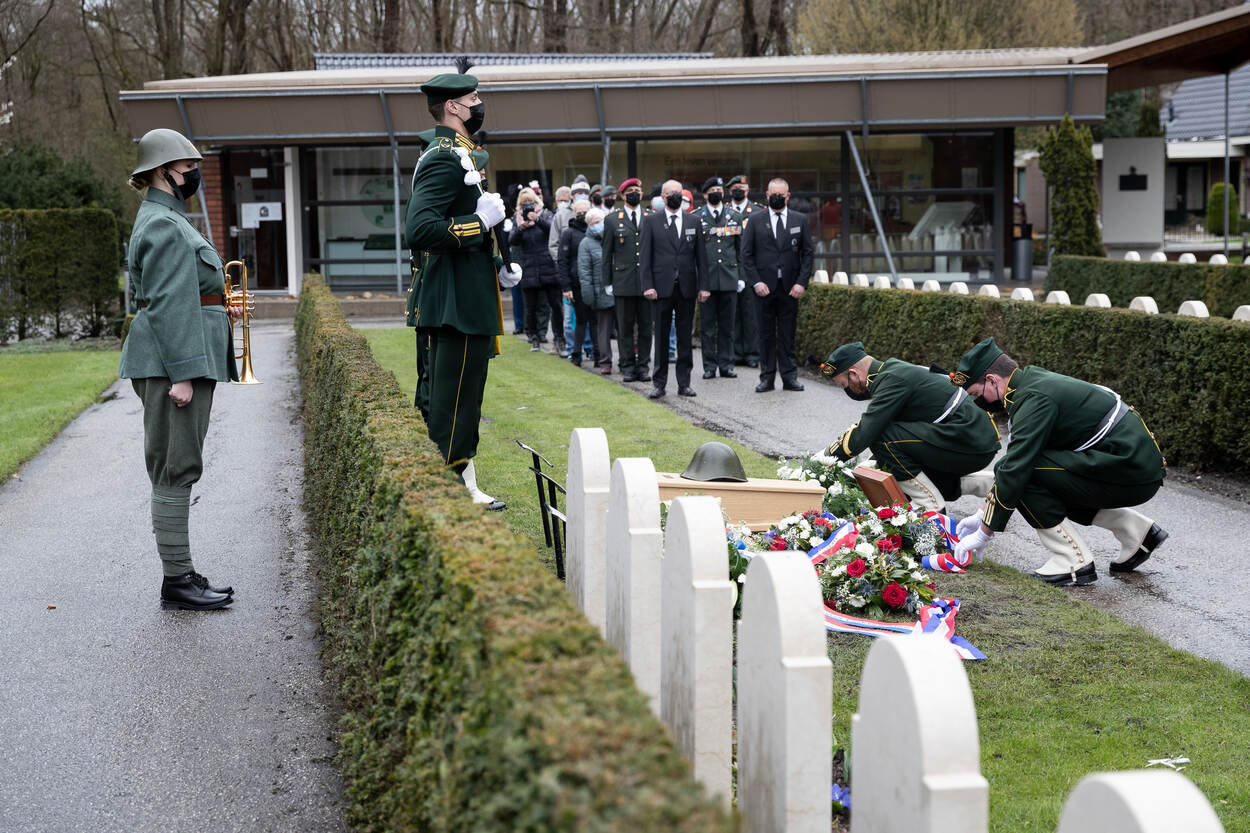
[824,598,986,661]
[807,517,858,565]
[920,511,967,573]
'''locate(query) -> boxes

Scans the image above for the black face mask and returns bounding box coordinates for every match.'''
[844,386,871,402]
[768,193,787,211]
[730,188,746,201]
[603,198,615,209]
[974,394,1005,414]
[624,191,641,207]
[665,192,683,210]
[460,102,486,135]
[591,193,603,206]
[706,191,723,206]
[163,167,201,201]
[570,216,587,230]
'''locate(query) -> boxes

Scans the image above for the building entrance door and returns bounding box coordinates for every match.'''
[226,149,288,291]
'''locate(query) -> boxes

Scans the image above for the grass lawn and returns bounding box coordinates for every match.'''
[364,326,1250,833]
[0,345,121,480]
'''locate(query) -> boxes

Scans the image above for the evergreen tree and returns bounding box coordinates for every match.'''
[1039,115,1103,257]
[1206,183,1240,237]
[0,144,123,219]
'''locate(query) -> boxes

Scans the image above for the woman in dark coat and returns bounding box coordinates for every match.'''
[557,200,593,366]
[509,187,565,355]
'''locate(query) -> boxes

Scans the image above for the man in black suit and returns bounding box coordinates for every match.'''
[640,178,709,399]
[740,177,813,393]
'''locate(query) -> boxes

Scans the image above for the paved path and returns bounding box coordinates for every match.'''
[0,321,346,833]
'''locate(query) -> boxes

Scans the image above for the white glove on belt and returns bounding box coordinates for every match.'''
[953,526,993,566]
[498,263,522,288]
[475,192,506,229]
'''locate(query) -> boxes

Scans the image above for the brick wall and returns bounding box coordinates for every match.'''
[200,152,229,259]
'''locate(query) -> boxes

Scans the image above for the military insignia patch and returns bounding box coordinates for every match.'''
[949,371,969,387]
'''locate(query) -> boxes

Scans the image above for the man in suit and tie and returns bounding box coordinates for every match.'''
[741,177,813,393]
[603,177,652,383]
[640,178,710,399]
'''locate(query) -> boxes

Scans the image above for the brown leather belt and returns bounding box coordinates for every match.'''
[137,294,225,309]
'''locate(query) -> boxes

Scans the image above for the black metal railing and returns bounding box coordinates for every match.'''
[516,440,566,580]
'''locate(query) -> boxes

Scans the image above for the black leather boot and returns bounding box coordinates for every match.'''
[190,571,233,596]
[161,572,233,610]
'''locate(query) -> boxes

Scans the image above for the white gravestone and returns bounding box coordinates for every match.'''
[1209,254,1228,265]
[1178,252,1197,264]
[922,279,942,292]
[1177,300,1209,318]
[1148,251,1167,262]
[873,275,892,289]
[1010,287,1035,301]
[897,277,916,290]
[1045,290,1072,305]
[949,282,970,295]
[1085,293,1112,308]
[660,496,735,805]
[605,457,664,714]
[1233,305,1250,322]
[833,271,850,285]
[566,428,611,632]
[738,552,832,833]
[813,269,830,284]
[1129,296,1158,314]
[977,284,1000,297]
[853,273,871,287]
[851,635,988,833]
[1123,250,1140,261]
[1056,771,1223,833]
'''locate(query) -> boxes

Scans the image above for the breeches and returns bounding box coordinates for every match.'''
[424,326,493,473]
[869,421,997,501]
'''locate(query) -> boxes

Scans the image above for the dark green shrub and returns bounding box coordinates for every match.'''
[295,276,730,833]
[1039,116,1103,257]
[1046,255,1250,318]
[796,284,1250,471]
[1206,183,1241,237]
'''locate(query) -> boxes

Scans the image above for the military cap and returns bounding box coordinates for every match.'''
[619,177,642,192]
[950,337,1004,388]
[701,176,724,193]
[421,73,478,105]
[602,185,618,198]
[820,341,867,378]
[726,175,749,188]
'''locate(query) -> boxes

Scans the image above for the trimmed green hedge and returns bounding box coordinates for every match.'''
[796,284,1250,471]
[0,208,120,341]
[1046,255,1250,318]
[295,275,730,833]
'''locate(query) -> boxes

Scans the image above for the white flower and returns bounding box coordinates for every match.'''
[855,542,874,557]
[464,170,482,186]
[910,571,927,582]
[827,481,843,496]
[737,573,746,583]
[808,535,823,548]
[889,515,906,526]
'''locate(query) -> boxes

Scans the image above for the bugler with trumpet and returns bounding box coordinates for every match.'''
[224,260,261,385]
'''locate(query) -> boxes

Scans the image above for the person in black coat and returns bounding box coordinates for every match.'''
[639,178,709,399]
[740,177,813,392]
[557,200,593,365]
[509,187,566,355]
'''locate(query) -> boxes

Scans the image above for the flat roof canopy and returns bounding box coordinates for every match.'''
[120,50,1106,146]
[1077,4,1250,92]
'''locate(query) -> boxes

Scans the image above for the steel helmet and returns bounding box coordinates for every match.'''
[131,128,202,177]
[680,441,748,482]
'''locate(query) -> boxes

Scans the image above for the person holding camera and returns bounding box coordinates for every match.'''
[510,187,565,355]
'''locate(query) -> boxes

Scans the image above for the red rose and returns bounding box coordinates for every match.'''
[846,558,867,578]
[876,506,896,520]
[886,535,902,550]
[769,537,788,551]
[882,582,908,608]
[877,535,902,553]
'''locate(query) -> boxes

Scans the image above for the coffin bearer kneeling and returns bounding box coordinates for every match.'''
[950,338,1168,585]
[821,342,997,513]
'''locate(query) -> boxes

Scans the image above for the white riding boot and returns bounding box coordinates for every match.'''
[1092,507,1166,573]
[462,460,505,510]
[958,470,995,499]
[1030,521,1097,586]
[897,471,944,512]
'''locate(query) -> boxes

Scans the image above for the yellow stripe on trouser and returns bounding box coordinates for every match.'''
[446,333,469,466]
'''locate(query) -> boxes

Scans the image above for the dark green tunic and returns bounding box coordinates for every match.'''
[831,358,1000,499]
[981,366,1166,531]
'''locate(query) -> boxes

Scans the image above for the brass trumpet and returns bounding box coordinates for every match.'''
[224,260,261,385]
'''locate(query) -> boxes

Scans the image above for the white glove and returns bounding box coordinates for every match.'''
[953,526,993,567]
[498,263,522,288]
[737,279,746,292]
[956,512,983,540]
[604,285,614,296]
[475,191,506,229]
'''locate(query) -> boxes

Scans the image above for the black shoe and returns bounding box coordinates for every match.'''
[621,372,638,382]
[530,337,540,352]
[636,372,652,383]
[190,571,233,596]
[648,387,666,399]
[702,370,716,379]
[569,354,582,367]
[782,379,805,392]
[161,572,233,610]
[721,368,737,378]
[678,386,697,397]
[1030,562,1098,586]
[755,381,774,393]
[485,499,506,511]
[1110,524,1168,573]
[745,360,760,368]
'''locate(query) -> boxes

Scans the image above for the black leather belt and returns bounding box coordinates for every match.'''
[424,244,487,255]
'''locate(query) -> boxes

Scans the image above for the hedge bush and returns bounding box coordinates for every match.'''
[1046,255,1250,318]
[295,275,730,833]
[0,208,120,342]
[1206,183,1241,237]
[796,284,1250,471]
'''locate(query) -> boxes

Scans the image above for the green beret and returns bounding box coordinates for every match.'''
[726,175,749,188]
[820,341,867,378]
[951,337,1004,388]
[422,73,478,105]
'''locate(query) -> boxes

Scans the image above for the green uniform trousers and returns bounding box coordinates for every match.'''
[132,377,216,576]
[423,326,493,473]
[414,327,431,423]
[1011,453,1163,529]
[870,422,998,502]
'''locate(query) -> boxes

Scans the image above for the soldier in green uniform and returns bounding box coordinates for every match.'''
[820,342,997,513]
[695,176,741,379]
[949,338,1168,585]
[725,175,763,368]
[602,177,652,382]
[405,73,520,511]
[119,128,238,611]
[406,127,437,423]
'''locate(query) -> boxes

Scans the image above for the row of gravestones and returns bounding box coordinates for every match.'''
[809,270,1250,320]
[1122,251,1231,265]
[563,426,1227,833]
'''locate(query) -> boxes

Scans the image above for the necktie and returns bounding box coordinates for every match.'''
[774,213,784,240]
[669,214,679,243]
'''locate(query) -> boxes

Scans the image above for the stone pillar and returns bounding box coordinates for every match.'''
[1056,771,1222,833]
[283,146,304,297]
[851,634,988,833]
[566,428,611,633]
[605,457,663,713]
[660,496,734,805]
[738,552,832,833]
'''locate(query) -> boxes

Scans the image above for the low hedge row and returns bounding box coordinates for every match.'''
[795,284,1250,472]
[1046,254,1250,317]
[295,275,729,833]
